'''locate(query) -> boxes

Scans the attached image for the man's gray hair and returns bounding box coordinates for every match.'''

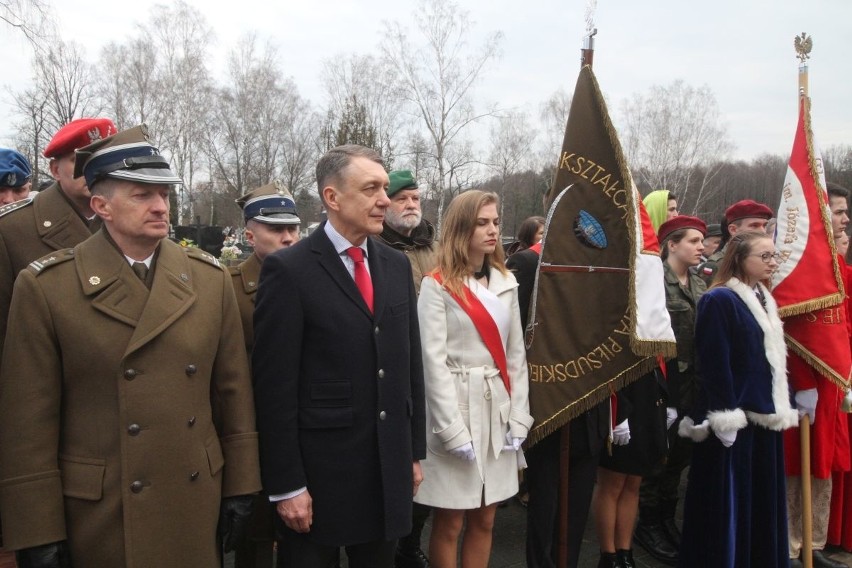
[316,145,384,196]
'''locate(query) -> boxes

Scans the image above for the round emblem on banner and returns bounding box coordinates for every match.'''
[573,210,608,249]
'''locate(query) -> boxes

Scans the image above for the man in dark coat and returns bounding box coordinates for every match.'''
[506,244,609,568]
[0,125,261,567]
[252,145,426,568]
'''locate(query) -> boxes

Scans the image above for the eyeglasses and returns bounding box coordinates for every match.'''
[749,251,782,263]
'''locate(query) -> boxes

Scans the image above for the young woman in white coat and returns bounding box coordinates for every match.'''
[415,190,534,568]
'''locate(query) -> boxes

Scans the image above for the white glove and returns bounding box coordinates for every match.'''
[842,390,852,414]
[795,388,818,424]
[666,407,678,429]
[612,419,630,446]
[448,442,476,461]
[502,432,525,452]
[714,428,737,448]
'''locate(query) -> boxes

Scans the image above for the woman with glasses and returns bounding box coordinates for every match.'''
[677,231,798,567]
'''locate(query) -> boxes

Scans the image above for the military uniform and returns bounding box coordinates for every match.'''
[696,247,724,287]
[0,233,261,567]
[230,253,262,354]
[0,183,100,369]
[231,180,301,568]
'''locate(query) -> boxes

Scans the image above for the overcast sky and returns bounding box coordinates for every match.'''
[2,0,850,161]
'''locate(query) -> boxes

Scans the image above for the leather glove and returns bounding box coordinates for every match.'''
[16,540,72,568]
[666,407,678,429]
[448,441,476,461]
[612,419,630,446]
[501,432,525,452]
[714,428,737,448]
[218,494,255,553]
[795,388,818,424]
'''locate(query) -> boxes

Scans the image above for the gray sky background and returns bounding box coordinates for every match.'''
[2,0,850,161]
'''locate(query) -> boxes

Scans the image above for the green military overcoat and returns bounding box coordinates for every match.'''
[0,230,261,567]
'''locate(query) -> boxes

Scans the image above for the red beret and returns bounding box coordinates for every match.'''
[658,215,707,243]
[44,118,117,159]
[724,199,773,223]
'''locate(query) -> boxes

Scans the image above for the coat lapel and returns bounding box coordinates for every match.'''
[76,233,197,356]
[78,231,148,327]
[124,240,196,356]
[368,238,388,322]
[312,225,374,319]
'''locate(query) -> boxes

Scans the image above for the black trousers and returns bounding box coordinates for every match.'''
[525,426,604,568]
[277,525,396,568]
[638,417,692,517]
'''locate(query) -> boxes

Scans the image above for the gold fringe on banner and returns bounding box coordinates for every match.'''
[778,291,845,318]
[786,334,852,391]
[527,355,659,446]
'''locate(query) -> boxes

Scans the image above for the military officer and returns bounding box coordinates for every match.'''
[230,181,300,568]
[231,180,301,353]
[0,118,116,372]
[0,125,261,567]
[696,199,773,285]
[0,148,32,205]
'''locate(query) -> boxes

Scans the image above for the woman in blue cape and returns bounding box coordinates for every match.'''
[678,231,798,567]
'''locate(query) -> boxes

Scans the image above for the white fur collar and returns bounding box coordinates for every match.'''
[725,278,798,430]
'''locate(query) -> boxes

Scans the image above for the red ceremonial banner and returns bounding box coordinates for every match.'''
[772,96,851,389]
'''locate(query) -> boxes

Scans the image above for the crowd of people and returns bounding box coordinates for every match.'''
[0,117,850,568]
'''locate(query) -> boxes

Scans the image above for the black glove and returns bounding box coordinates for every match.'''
[217,494,254,553]
[15,540,72,568]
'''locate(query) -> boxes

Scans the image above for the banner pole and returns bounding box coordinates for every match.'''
[800,416,813,568]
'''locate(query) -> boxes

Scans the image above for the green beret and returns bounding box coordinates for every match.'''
[387,170,418,197]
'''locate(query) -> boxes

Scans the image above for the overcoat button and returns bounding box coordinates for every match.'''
[188,416,196,426]
[374,326,380,335]
[124,369,137,380]
[128,424,141,436]
[190,471,200,481]
[377,369,385,379]
[130,481,143,493]
[185,364,197,376]
[379,411,387,420]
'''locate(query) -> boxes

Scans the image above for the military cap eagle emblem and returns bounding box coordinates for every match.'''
[794,33,812,63]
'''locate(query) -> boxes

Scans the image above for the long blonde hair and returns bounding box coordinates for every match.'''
[436,190,508,298]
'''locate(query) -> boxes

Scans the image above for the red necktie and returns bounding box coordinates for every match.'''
[346,247,373,313]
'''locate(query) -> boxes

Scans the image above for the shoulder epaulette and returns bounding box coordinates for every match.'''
[184,246,223,270]
[27,248,75,274]
[0,195,35,219]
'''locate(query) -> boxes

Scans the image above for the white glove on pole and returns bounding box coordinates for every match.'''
[714,428,737,448]
[448,442,476,461]
[612,419,630,446]
[666,407,678,429]
[502,432,525,452]
[795,388,818,425]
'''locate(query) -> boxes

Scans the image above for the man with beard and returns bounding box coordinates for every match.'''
[376,170,437,297]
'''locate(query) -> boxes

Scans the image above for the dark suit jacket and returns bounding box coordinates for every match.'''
[252,223,426,546]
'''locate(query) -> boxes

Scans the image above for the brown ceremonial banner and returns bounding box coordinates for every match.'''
[525,66,659,446]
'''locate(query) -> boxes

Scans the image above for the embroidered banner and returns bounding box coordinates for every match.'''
[525,66,675,446]
[772,96,851,389]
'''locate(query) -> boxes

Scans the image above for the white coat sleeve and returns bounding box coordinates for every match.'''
[417,277,472,451]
